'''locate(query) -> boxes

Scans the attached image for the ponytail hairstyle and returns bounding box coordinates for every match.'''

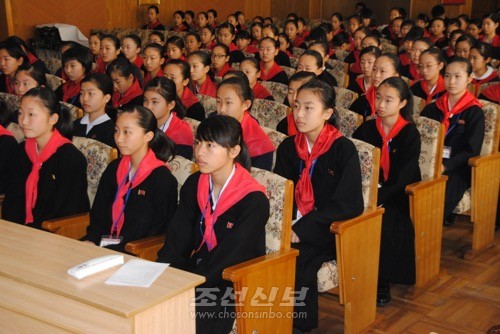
[144,76,187,119]
[22,87,73,139]
[296,78,338,128]
[218,76,253,111]
[420,47,446,74]
[378,77,414,122]
[106,57,143,88]
[119,105,176,162]
[195,114,251,171]
[15,64,47,87]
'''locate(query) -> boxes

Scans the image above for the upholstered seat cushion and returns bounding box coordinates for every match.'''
[261,81,288,103]
[252,99,289,129]
[336,107,362,138]
[317,260,339,292]
[334,87,358,110]
[168,156,197,197]
[260,126,287,170]
[414,116,441,181]
[196,94,217,118]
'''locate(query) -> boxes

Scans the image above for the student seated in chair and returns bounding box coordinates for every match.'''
[157,115,270,334]
[353,77,421,306]
[82,106,178,253]
[274,79,364,332]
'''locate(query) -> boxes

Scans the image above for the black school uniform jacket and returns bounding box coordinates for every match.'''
[84,158,178,253]
[54,85,82,109]
[421,103,485,173]
[350,94,371,120]
[318,70,338,88]
[186,102,206,121]
[73,118,115,148]
[254,51,292,68]
[0,134,18,193]
[274,136,364,247]
[115,95,143,111]
[2,142,90,229]
[157,171,269,288]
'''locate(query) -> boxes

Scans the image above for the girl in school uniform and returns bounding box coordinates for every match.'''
[454,34,476,60]
[421,57,485,226]
[88,32,101,69]
[351,53,401,120]
[172,11,189,32]
[142,43,165,86]
[276,71,316,135]
[211,44,234,79]
[2,87,89,228]
[217,76,275,171]
[353,76,421,305]
[147,31,165,46]
[14,64,46,98]
[278,33,294,58]
[348,46,381,95]
[185,32,202,55]
[165,36,186,62]
[144,77,193,159]
[0,99,18,193]
[120,34,143,70]
[480,13,500,59]
[157,115,269,334]
[5,36,48,75]
[330,13,344,37]
[258,37,289,85]
[285,20,307,49]
[207,9,218,28]
[55,46,92,108]
[107,58,144,111]
[164,59,205,121]
[444,29,464,62]
[0,41,28,94]
[250,22,263,46]
[142,5,165,30]
[217,23,245,65]
[344,27,370,84]
[235,30,258,54]
[274,79,364,332]
[196,12,208,33]
[470,42,499,96]
[94,35,122,74]
[84,105,177,253]
[188,51,217,98]
[297,50,338,88]
[74,73,115,147]
[410,47,446,105]
[260,24,292,67]
[429,18,448,49]
[200,26,217,50]
[239,57,274,100]
[402,37,432,82]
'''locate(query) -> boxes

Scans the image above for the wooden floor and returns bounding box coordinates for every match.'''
[314,216,500,334]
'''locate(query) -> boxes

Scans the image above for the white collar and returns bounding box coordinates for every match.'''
[80,113,111,126]
[160,112,174,133]
[473,66,494,80]
[209,164,236,210]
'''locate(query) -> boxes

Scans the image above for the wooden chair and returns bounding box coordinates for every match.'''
[42,137,118,239]
[405,116,447,298]
[45,73,63,91]
[260,126,287,169]
[252,98,289,130]
[334,87,358,110]
[316,138,384,334]
[261,81,288,103]
[196,94,217,118]
[452,100,500,260]
[335,107,363,137]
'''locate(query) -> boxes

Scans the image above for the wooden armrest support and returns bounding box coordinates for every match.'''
[469,152,500,167]
[222,248,299,282]
[41,213,90,233]
[405,175,448,195]
[330,207,385,234]
[124,235,166,256]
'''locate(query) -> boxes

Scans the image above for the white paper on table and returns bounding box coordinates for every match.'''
[105,259,170,288]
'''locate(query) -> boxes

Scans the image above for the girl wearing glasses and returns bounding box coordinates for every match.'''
[410,47,446,105]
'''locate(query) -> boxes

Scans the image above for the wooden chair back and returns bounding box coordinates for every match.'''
[336,107,363,138]
[252,99,289,129]
[261,81,288,103]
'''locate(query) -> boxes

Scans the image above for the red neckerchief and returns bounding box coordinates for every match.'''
[24,130,71,224]
[333,28,344,36]
[197,76,217,97]
[203,40,216,50]
[166,56,187,63]
[350,50,362,74]
[133,56,143,69]
[245,45,259,54]
[144,68,164,86]
[287,112,298,136]
[241,111,275,157]
[421,76,446,104]
[409,62,422,81]
[291,35,305,48]
[376,116,409,182]
[286,50,294,58]
[366,85,377,116]
[214,63,233,77]
[299,30,310,39]
[294,124,343,215]
[111,149,165,236]
[94,57,107,74]
[196,163,266,251]
[430,34,444,44]
[0,124,14,137]
[62,79,82,102]
[472,70,499,95]
[253,82,272,99]
[435,91,483,133]
[112,79,143,108]
[399,52,410,66]
[228,43,239,52]
[163,112,193,146]
[181,86,199,109]
[481,34,500,47]
[27,52,38,65]
[173,25,188,32]
[146,20,162,30]
[445,47,454,58]
[356,76,367,93]
[481,84,500,103]
[259,61,283,81]
[5,76,14,94]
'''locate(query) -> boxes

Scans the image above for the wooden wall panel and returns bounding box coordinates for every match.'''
[410,0,473,19]
[271,0,310,19]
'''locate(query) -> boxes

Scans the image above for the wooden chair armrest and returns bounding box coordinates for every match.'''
[330,207,385,234]
[41,213,90,234]
[124,235,166,257]
[222,248,299,282]
[405,175,448,195]
[469,151,500,167]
